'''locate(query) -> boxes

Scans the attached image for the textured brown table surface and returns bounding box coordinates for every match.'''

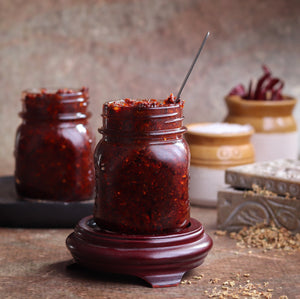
[0,206,299,299]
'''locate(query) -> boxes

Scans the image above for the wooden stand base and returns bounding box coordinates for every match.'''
[66,216,213,288]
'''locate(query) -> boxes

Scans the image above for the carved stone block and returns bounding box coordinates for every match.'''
[225,159,300,198]
[217,187,300,233]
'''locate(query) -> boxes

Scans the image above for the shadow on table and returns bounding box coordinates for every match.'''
[45,259,150,287]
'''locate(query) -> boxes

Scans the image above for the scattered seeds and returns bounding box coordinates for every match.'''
[193,274,204,280]
[181,279,192,285]
[181,273,291,298]
[209,278,221,284]
[243,184,296,200]
[204,275,275,298]
[215,230,227,236]
[229,222,300,252]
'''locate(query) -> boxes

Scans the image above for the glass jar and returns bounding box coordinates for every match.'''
[15,88,95,202]
[94,98,190,235]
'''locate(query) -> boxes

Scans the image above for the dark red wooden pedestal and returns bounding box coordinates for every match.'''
[66,216,213,288]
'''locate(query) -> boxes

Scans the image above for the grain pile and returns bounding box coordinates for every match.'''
[228,222,300,252]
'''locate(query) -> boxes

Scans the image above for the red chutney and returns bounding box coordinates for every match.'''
[94,94,190,235]
[15,88,95,202]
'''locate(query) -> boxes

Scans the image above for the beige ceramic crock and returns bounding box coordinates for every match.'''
[185,123,255,207]
[224,95,298,162]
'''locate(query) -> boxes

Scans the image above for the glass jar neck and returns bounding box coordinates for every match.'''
[100,102,186,140]
[20,88,90,121]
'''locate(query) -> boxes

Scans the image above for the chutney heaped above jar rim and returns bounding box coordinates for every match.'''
[100,95,186,138]
[20,87,91,121]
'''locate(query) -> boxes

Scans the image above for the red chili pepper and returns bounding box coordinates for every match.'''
[228,65,285,101]
[229,84,246,97]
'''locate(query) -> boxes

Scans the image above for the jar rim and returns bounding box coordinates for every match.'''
[20,87,90,121]
[186,122,254,138]
[104,99,183,111]
[22,87,88,98]
[225,95,296,107]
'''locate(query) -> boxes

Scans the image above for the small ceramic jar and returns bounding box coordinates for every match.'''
[185,123,255,207]
[224,95,298,162]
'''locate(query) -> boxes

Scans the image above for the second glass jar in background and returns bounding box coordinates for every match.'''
[15,88,95,202]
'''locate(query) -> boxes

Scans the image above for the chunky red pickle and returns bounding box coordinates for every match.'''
[94,94,190,235]
[14,88,95,202]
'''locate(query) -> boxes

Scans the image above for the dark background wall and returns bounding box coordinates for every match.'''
[1,0,300,174]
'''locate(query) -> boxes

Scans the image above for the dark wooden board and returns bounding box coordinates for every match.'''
[0,176,93,228]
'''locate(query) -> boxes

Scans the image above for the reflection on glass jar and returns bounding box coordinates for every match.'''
[15,88,95,202]
[94,98,190,235]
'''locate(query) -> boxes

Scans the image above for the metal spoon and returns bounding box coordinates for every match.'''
[176,32,210,102]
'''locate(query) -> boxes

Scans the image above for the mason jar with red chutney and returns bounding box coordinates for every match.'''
[94,95,190,235]
[14,88,95,202]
